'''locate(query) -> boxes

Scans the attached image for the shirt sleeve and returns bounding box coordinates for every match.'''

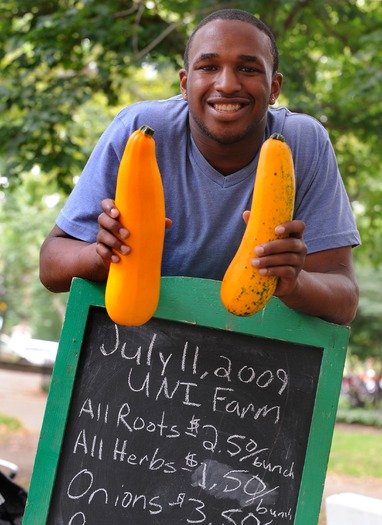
[282,113,361,253]
[56,117,129,242]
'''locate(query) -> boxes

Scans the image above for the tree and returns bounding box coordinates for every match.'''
[348,268,382,364]
[0,169,68,339]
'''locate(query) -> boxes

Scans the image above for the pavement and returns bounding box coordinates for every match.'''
[0,368,47,485]
[1,367,382,524]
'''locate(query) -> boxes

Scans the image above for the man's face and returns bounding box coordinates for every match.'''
[180,19,282,146]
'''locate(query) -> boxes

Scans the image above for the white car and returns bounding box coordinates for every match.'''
[7,336,58,367]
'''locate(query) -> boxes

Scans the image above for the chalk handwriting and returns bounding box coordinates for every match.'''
[50,316,320,524]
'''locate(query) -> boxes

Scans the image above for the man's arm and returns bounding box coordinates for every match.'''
[39,199,169,293]
[39,226,109,293]
[41,206,358,325]
[278,246,357,325]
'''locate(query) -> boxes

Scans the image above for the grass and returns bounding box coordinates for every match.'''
[0,413,22,433]
[328,425,382,478]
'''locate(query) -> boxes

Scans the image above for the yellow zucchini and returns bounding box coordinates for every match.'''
[220,133,295,316]
[105,125,165,326]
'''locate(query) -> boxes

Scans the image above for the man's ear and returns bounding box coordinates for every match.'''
[179,69,188,98]
[270,72,283,103]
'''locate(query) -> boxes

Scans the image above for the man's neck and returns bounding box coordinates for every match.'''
[189,121,265,175]
[195,136,262,175]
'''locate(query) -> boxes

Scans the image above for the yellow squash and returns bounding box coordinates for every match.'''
[220,133,295,316]
[105,125,165,326]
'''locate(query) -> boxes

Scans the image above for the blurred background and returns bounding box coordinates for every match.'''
[0,1,382,523]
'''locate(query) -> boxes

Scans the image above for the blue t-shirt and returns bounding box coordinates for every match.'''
[57,95,360,281]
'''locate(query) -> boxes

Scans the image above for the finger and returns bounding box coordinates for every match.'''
[242,210,250,225]
[101,198,119,219]
[165,218,173,229]
[96,242,119,265]
[275,220,305,239]
[96,228,131,256]
[257,265,298,279]
[254,237,307,257]
[97,212,129,240]
[251,251,302,273]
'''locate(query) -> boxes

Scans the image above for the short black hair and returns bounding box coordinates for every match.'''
[184,9,279,74]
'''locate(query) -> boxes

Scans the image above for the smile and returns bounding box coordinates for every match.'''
[213,103,243,112]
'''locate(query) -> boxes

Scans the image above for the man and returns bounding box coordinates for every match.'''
[39,9,360,325]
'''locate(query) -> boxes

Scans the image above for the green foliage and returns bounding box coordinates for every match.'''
[0,0,186,190]
[336,407,382,428]
[0,170,68,339]
[349,266,382,364]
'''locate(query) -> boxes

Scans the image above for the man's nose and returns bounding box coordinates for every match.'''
[215,67,241,93]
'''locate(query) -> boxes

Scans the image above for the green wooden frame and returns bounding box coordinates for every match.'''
[23,277,349,524]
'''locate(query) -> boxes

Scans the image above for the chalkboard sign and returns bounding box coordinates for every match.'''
[24,277,349,525]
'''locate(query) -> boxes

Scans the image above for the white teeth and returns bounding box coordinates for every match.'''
[214,103,241,112]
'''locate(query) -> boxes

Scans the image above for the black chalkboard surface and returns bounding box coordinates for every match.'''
[24,277,349,525]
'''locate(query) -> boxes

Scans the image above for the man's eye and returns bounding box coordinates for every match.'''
[199,65,216,71]
[241,66,258,73]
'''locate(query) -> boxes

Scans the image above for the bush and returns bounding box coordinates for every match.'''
[336,405,382,427]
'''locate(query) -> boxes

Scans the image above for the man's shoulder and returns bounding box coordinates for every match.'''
[268,107,329,143]
[116,95,188,132]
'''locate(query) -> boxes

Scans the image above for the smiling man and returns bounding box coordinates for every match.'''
[40,9,360,325]
[179,16,282,169]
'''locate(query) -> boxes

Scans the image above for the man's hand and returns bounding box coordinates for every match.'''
[96,198,172,266]
[242,210,358,324]
[243,211,307,297]
[96,199,130,265]
[250,220,307,298]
